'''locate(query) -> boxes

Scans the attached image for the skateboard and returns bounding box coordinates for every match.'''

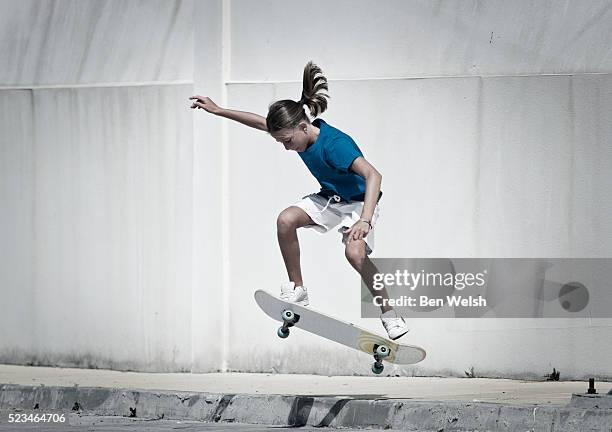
[254,289,426,374]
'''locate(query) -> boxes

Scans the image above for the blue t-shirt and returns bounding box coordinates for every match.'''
[298,118,372,202]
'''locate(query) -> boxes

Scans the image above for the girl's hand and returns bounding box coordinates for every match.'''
[189,95,221,114]
[343,220,370,243]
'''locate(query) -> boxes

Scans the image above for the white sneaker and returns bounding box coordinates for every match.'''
[279,281,309,306]
[381,309,410,340]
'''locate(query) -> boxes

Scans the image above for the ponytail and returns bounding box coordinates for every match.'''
[300,61,329,118]
[266,61,330,134]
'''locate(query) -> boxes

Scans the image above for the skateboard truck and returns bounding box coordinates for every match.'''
[372,344,390,374]
[277,309,301,338]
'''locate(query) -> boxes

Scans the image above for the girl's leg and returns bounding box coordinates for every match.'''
[277,206,316,287]
[345,239,393,313]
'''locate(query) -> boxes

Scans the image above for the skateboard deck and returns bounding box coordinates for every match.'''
[254,289,426,373]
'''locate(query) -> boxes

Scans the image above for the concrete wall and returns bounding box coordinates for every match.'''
[1,0,611,379]
[223,0,612,378]
[0,0,198,371]
[0,0,193,85]
[229,0,612,79]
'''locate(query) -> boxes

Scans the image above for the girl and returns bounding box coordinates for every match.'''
[189,62,409,340]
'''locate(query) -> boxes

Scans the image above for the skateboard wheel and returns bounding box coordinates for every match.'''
[277,326,290,338]
[375,345,390,358]
[372,362,384,374]
[282,309,295,323]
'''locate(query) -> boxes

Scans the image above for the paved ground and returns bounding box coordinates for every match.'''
[1,364,604,406]
[2,364,611,431]
[0,410,396,431]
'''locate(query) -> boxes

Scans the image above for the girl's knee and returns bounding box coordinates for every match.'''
[277,208,299,232]
[277,206,314,233]
[345,241,366,264]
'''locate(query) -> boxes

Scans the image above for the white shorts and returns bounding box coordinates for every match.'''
[292,193,381,255]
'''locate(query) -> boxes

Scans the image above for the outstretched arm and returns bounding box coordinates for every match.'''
[189,95,268,131]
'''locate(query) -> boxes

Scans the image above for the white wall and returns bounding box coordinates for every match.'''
[222,0,612,378]
[229,0,612,80]
[0,0,193,85]
[223,76,612,378]
[0,0,197,371]
[1,0,611,379]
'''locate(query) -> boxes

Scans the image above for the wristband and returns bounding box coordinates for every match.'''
[359,219,372,230]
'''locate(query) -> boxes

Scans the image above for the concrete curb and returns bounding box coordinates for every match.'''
[1,384,611,431]
[569,393,612,410]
